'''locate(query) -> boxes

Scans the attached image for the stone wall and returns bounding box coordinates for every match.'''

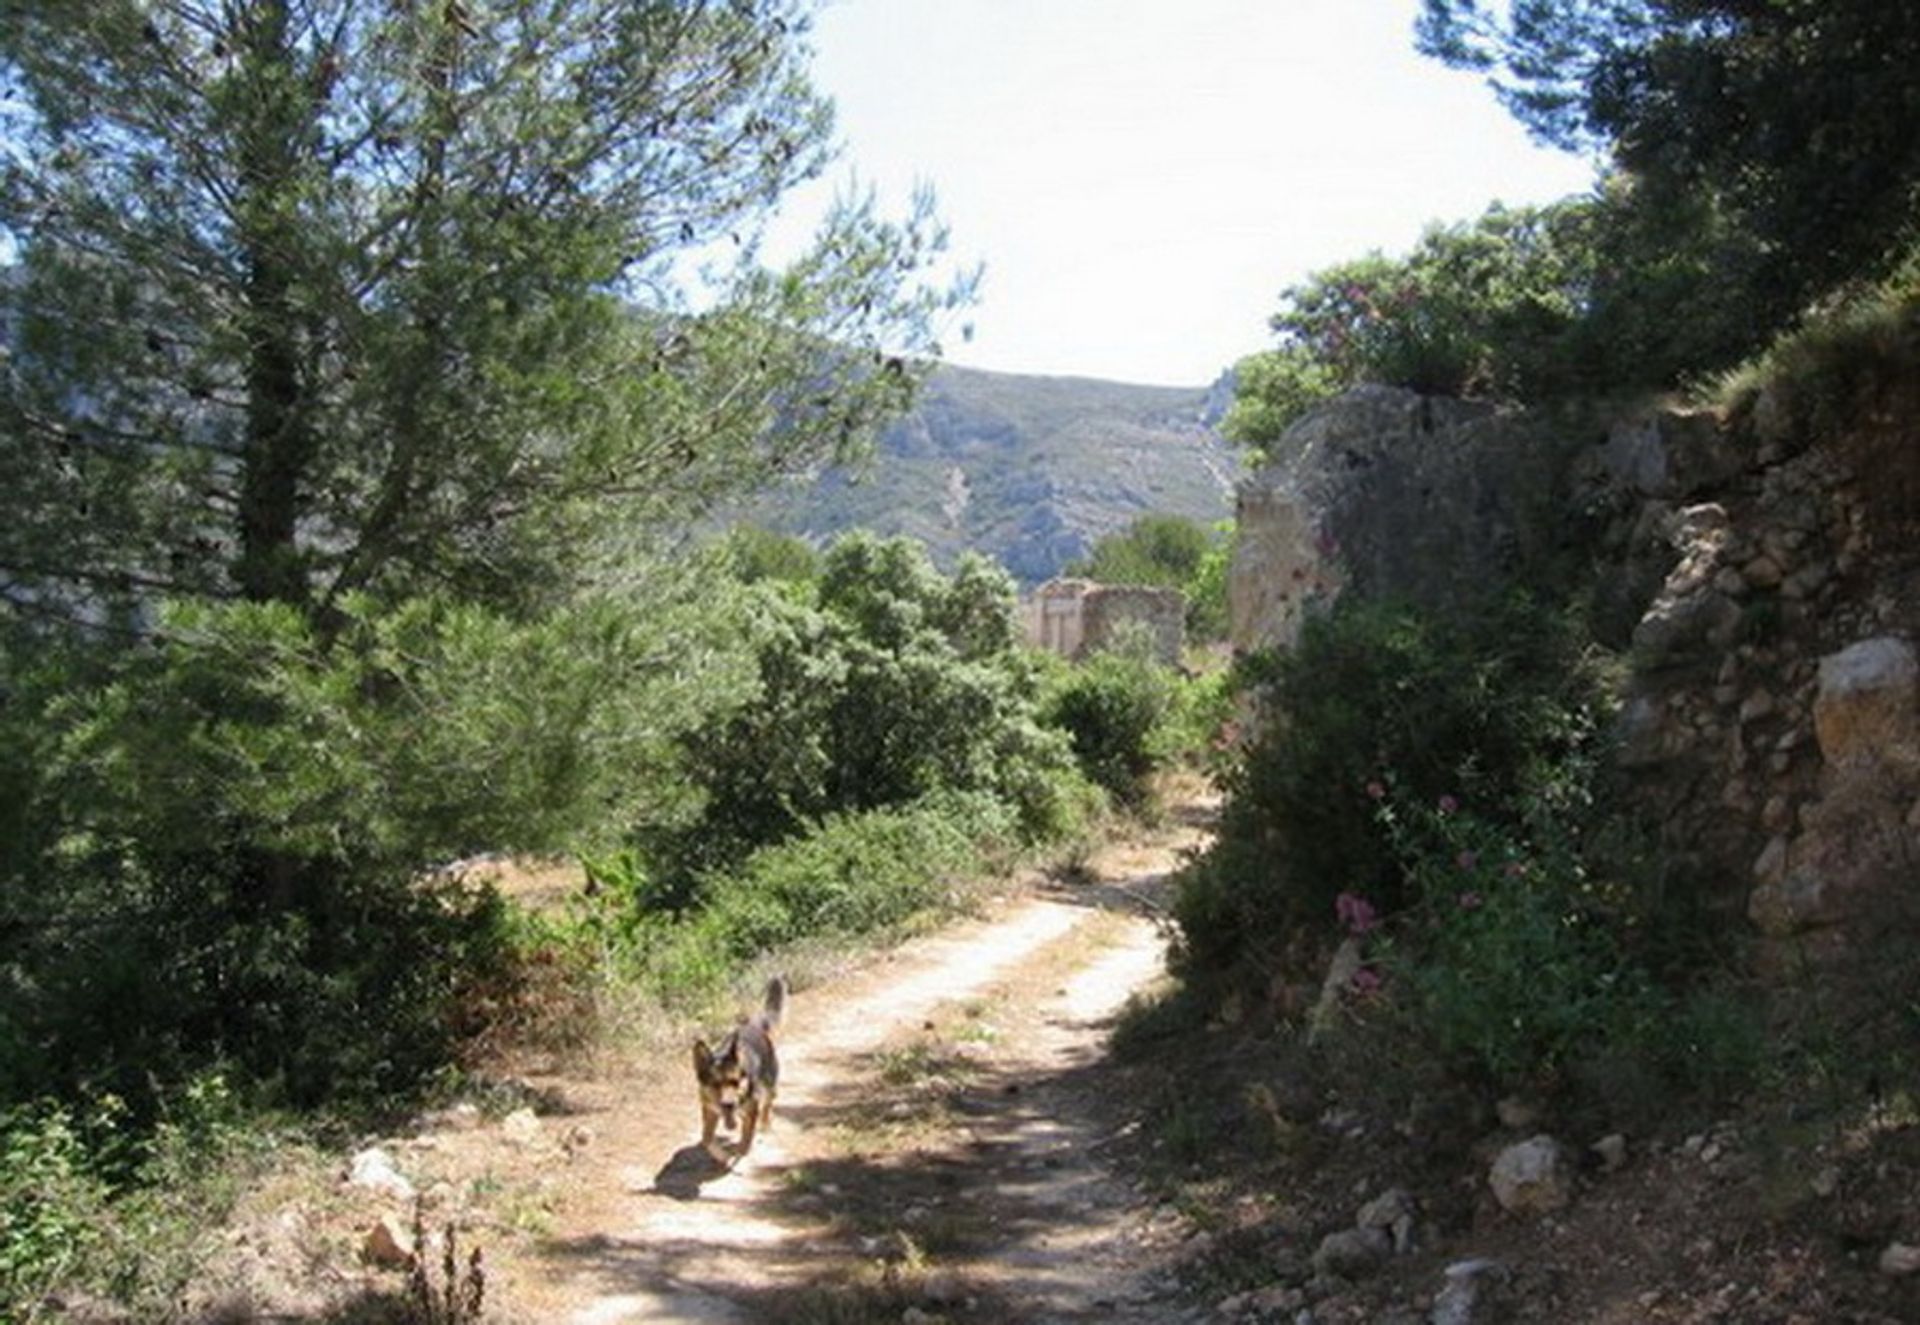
[1228,386,1593,653]
[1024,577,1186,666]
[1229,375,1920,966]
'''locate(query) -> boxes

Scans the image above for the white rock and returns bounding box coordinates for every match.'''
[501,1107,542,1144]
[1310,1226,1391,1279]
[1354,1186,1414,1230]
[1880,1242,1920,1277]
[1495,1096,1540,1130]
[1431,1258,1510,1325]
[1488,1135,1571,1215]
[1591,1134,1628,1173]
[346,1148,415,1202]
[1814,637,1920,773]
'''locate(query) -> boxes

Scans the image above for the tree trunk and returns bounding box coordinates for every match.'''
[232,0,315,608]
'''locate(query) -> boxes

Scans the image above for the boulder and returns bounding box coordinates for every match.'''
[1310,1226,1392,1280]
[346,1148,415,1202]
[1814,638,1920,776]
[1430,1258,1513,1325]
[1600,408,1742,499]
[1488,1136,1571,1215]
[361,1213,415,1269]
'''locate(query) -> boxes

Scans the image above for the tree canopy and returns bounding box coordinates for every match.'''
[1416,1,1920,309]
[0,0,966,625]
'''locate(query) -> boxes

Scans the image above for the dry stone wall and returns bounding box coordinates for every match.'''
[1230,376,1920,967]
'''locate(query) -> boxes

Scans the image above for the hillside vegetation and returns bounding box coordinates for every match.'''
[742,363,1240,583]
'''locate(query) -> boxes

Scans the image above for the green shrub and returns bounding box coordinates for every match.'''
[1042,644,1177,808]
[1374,793,1656,1091]
[652,534,1083,887]
[0,1103,106,1318]
[1174,593,1606,992]
[0,584,741,1116]
[1714,252,1920,440]
[0,1075,264,1324]
[1227,186,1773,449]
[634,793,1030,1004]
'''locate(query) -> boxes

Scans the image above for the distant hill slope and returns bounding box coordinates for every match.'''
[742,363,1244,584]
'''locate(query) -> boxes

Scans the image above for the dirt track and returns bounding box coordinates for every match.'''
[489,803,1214,1323]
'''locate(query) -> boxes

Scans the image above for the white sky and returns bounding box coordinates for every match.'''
[764,0,1601,387]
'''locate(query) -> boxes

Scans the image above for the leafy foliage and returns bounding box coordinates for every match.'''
[1225,188,1765,450]
[1174,594,1607,989]
[648,532,1088,891]
[1417,0,1920,320]
[0,583,748,1111]
[0,0,965,618]
[1040,640,1178,809]
[1067,514,1232,641]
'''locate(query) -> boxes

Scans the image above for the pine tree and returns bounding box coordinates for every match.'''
[0,0,963,623]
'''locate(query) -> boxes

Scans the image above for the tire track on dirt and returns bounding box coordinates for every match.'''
[552,897,1109,1322]
[530,800,1213,1323]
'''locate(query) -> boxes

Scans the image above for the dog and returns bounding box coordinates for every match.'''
[692,976,786,1160]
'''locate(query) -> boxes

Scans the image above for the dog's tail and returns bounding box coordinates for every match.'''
[758,975,788,1031]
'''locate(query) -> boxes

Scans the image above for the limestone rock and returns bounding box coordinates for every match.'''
[1879,1243,1920,1277]
[362,1214,415,1269]
[1600,409,1741,498]
[346,1148,415,1202]
[1591,1134,1628,1173]
[1355,1186,1414,1231]
[1814,638,1920,775]
[1488,1135,1571,1215]
[1310,1226,1391,1280]
[1306,937,1364,1043]
[1355,1187,1417,1252]
[501,1107,542,1145]
[1430,1258,1512,1325]
[1631,505,1743,668]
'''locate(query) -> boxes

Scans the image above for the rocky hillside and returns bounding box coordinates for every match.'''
[741,363,1242,584]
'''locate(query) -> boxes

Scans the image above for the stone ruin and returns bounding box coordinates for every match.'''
[1023,577,1186,666]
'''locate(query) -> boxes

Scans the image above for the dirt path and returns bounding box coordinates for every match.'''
[486,803,1213,1324]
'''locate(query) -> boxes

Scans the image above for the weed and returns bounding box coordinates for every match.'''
[405,1202,486,1325]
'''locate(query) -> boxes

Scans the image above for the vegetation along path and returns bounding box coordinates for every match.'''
[478,796,1217,1323]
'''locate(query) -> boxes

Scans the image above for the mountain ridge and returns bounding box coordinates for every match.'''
[745,361,1243,583]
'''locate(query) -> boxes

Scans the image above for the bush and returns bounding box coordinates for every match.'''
[0,585,742,1115]
[634,793,1034,1004]
[1042,644,1177,808]
[0,1104,106,1318]
[650,533,1084,888]
[1174,593,1607,992]
[0,1075,262,1323]
[1372,792,1657,1091]
[1226,186,1773,450]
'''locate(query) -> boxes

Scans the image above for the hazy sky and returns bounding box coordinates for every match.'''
[764,0,1601,387]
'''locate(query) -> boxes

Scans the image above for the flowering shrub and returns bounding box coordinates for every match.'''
[1174,592,1603,986]
[1371,788,1658,1091]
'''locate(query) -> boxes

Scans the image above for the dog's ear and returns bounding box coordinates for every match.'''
[692,1039,714,1078]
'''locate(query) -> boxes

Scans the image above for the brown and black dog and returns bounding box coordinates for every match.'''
[692,976,786,1160]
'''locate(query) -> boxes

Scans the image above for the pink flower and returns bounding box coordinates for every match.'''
[1457,891,1483,911]
[1364,780,1386,801]
[1502,860,1527,879]
[1335,891,1378,935]
[1349,967,1383,997]
[1456,849,1479,871]
[1437,794,1459,815]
